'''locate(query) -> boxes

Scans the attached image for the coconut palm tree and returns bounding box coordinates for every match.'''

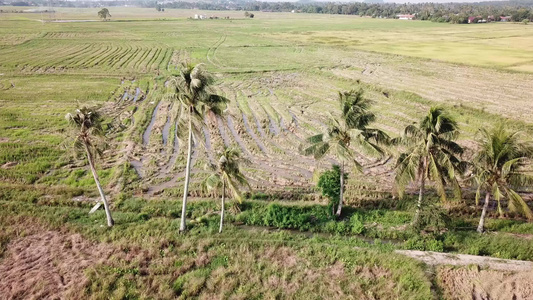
[472,124,533,233]
[203,146,251,233]
[167,63,228,232]
[98,8,111,21]
[65,107,114,227]
[394,107,465,224]
[301,89,387,217]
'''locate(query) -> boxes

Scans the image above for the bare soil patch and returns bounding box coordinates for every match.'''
[0,230,116,299]
[437,266,533,300]
[1,162,18,169]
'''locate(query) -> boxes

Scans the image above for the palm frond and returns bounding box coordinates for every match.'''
[506,188,533,220]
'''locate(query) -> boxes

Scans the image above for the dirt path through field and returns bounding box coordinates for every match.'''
[396,250,533,272]
[0,231,116,299]
[437,266,533,300]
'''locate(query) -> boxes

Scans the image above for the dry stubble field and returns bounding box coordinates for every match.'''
[1,7,533,299]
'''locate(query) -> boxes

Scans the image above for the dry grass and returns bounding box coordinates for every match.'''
[437,266,533,300]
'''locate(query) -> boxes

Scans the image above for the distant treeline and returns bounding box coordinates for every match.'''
[3,0,533,23]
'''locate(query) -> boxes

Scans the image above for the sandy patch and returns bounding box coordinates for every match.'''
[437,266,533,300]
[0,230,116,299]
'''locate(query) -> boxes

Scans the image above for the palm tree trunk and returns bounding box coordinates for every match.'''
[477,192,491,233]
[85,144,114,227]
[219,181,225,234]
[180,107,193,232]
[413,157,427,225]
[335,161,344,217]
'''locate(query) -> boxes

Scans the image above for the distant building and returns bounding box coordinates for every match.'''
[500,16,511,22]
[468,16,482,23]
[397,14,415,20]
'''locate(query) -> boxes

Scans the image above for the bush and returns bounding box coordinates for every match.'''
[404,235,444,252]
[262,203,330,231]
[317,165,347,215]
[413,204,450,233]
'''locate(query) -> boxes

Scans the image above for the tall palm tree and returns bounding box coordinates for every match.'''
[472,124,533,233]
[167,63,228,232]
[394,107,465,224]
[65,107,114,227]
[301,89,387,217]
[203,146,251,233]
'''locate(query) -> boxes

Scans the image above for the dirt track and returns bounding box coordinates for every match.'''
[0,231,116,299]
[396,250,533,272]
[437,266,533,300]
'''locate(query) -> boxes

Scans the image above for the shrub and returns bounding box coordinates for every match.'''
[413,204,450,233]
[404,235,444,252]
[317,165,347,215]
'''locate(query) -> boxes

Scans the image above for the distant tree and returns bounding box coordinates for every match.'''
[204,146,251,233]
[472,125,533,233]
[11,1,30,6]
[167,63,229,232]
[394,108,465,224]
[65,107,114,227]
[98,8,111,21]
[244,11,250,17]
[523,19,529,25]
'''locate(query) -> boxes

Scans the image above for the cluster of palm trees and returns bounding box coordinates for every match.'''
[67,63,533,234]
[300,94,533,233]
[67,63,249,233]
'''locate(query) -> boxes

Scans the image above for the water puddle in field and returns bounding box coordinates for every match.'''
[162,115,172,146]
[162,120,180,173]
[147,146,199,196]
[203,126,214,163]
[242,113,267,154]
[252,112,266,138]
[143,101,161,146]
[288,110,299,128]
[130,159,143,178]
[227,115,250,156]
[121,92,128,103]
[268,114,280,136]
[133,88,141,103]
[279,117,288,132]
[217,116,230,146]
